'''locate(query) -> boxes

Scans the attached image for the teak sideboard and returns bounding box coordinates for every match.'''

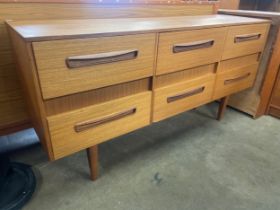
[6,15,270,180]
[219,9,280,120]
[0,1,217,135]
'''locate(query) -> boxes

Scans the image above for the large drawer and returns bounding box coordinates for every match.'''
[47,92,152,159]
[33,34,156,99]
[213,63,259,100]
[222,23,269,60]
[153,75,215,122]
[156,28,227,75]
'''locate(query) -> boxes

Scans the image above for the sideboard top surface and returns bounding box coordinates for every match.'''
[6,14,270,41]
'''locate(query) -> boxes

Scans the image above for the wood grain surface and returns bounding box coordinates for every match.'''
[218,0,240,9]
[47,91,151,159]
[219,9,280,118]
[213,63,259,100]
[222,23,270,60]
[0,2,216,133]
[7,15,270,41]
[44,78,151,116]
[155,64,216,88]
[156,27,226,75]
[6,12,270,161]
[270,70,280,108]
[33,33,156,99]
[153,74,215,122]
[7,29,54,159]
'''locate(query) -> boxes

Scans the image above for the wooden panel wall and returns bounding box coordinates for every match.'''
[0,2,216,135]
[219,0,240,9]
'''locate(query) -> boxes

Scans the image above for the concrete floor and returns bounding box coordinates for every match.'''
[2,103,280,210]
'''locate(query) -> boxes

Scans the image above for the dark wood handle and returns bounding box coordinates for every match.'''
[66,49,138,69]
[235,33,261,43]
[173,39,214,53]
[74,107,137,132]
[167,86,205,103]
[224,73,251,85]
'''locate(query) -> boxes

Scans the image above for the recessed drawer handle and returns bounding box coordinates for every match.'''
[74,107,137,133]
[167,86,205,103]
[235,33,261,43]
[173,39,214,53]
[66,49,138,69]
[224,73,251,85]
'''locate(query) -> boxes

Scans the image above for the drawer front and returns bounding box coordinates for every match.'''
[33,34,156,99]
[219,53,259,72]
[153,75,215,122]
[213,63,259,100]
[222,24,269,60]
[47,92,151,159]
[156,28,227,75]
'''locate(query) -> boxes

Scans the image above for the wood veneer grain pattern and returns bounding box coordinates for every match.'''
[32,33,156,99]
[7,29,54,159]
[6,15,270,41]
[222,23,270,60]
[153,74,215,122]
[47,92,152,159]
[5,14,271,161]
[44,78,151,116]
[218,54,259,72]
[213,63,259,100]
[219,0,240,9]
[0,2,215,132]
[156,27,227,75]
[155,64,216,88]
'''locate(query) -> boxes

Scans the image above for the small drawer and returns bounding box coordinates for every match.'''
[156,28,227,75]
[222,23,269,60]
[33,34,156,99]
[47,92,152,159]
[153,75,215,122]
[219,53,259,72]
[213,63,259,100]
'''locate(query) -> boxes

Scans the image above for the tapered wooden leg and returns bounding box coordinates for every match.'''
[87,145,99,181]
[217,96,229,121]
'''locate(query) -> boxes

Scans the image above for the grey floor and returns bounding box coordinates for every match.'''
[2,103,280,210]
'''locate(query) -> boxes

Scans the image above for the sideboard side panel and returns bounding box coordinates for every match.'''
[7,28,54,159]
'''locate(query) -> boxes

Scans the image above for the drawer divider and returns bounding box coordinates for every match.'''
[74,107,137,132]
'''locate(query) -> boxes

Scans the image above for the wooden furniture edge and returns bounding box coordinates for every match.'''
[5,15,270,180]
[218,9,279,118]
[257,28,280,117]
[0,120,32,136]
[7,26,55,160]
[219,9,280,19]
[5,16,271,42]
[266,68,280,118]
[268,105,280,118]
[0,0,218,135]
